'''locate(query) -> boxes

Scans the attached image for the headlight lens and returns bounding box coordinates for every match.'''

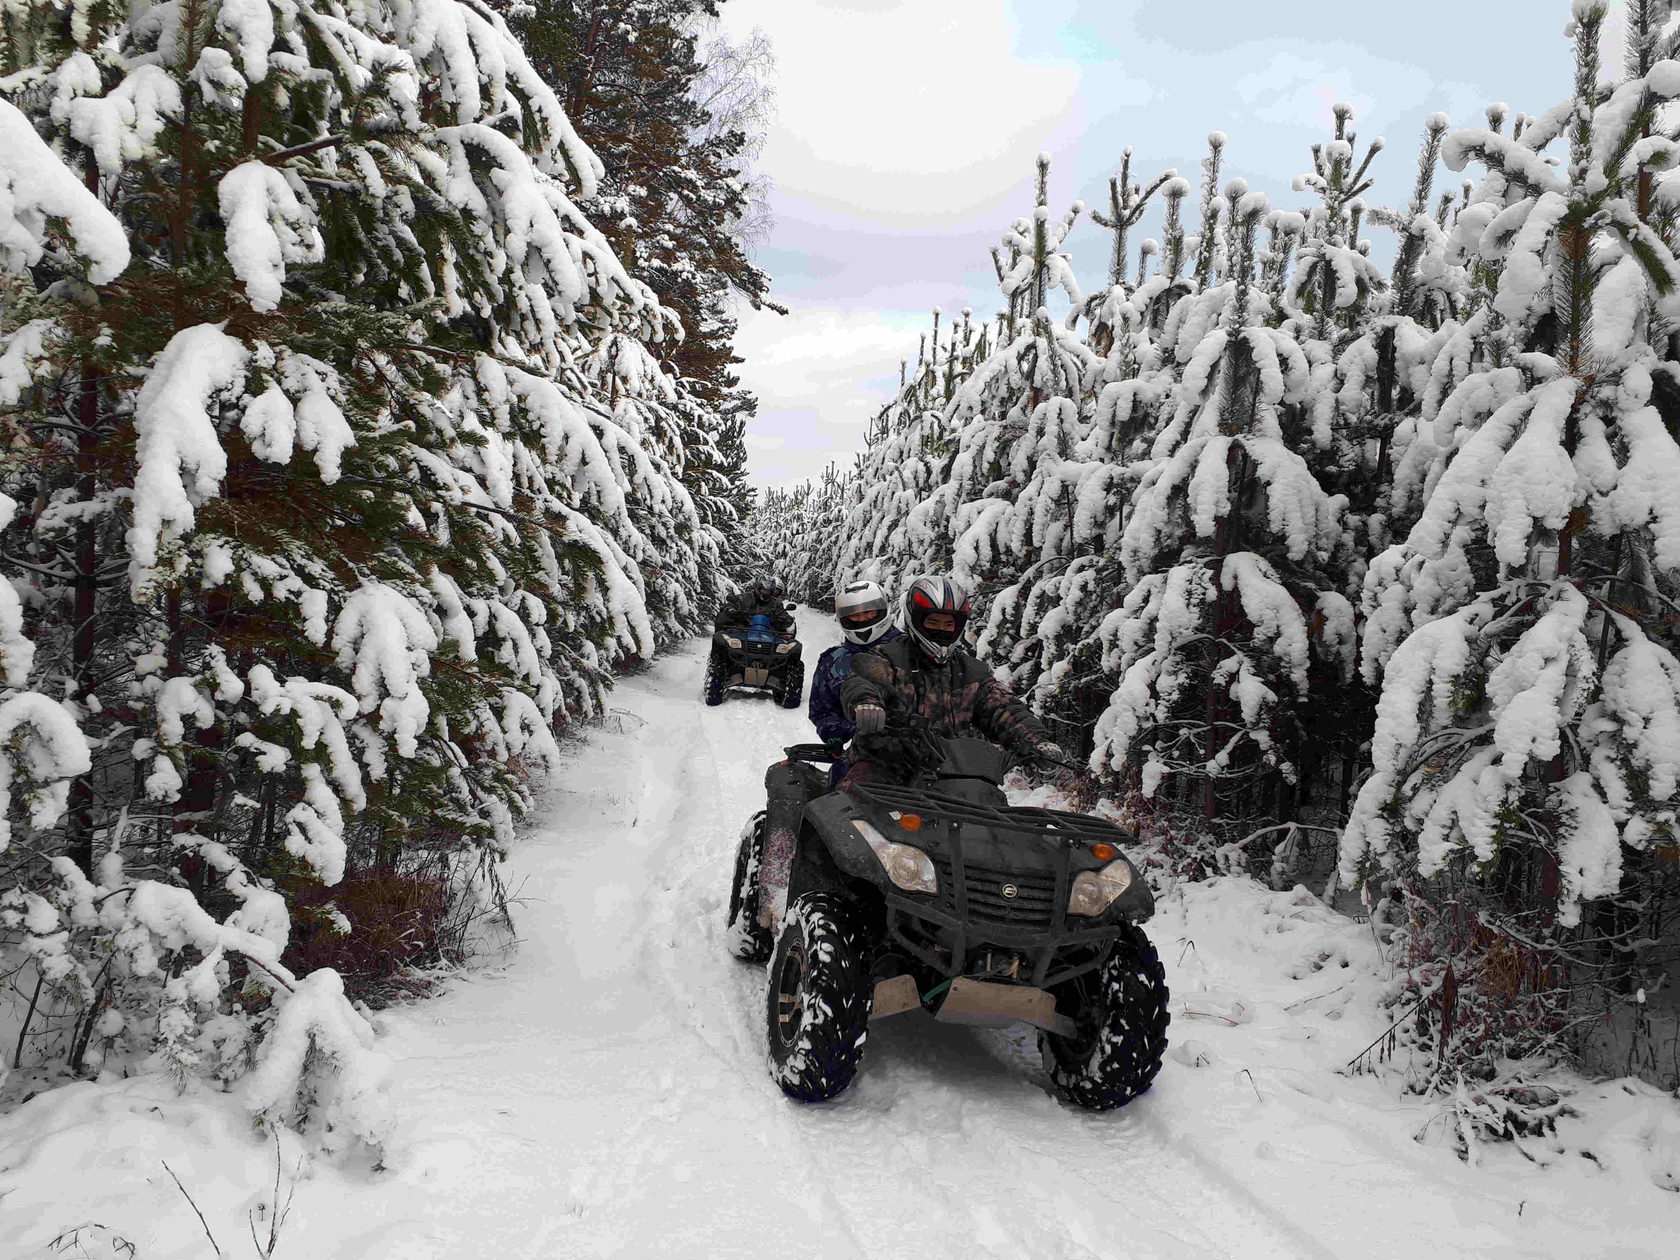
[1068,860,1134,917]
[852,820,938,894]
[722,636,742,649]
[775,641,796,654]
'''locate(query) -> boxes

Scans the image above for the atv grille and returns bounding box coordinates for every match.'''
[962,865,1058,928]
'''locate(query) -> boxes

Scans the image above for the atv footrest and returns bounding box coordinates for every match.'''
[934,977,1076,1038]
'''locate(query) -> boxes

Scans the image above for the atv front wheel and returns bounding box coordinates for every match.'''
[703,655,726,706]
[1039,922,1169,1111]
[725,813,772,963]
[779,669,804,710]
[767,893,870,1102]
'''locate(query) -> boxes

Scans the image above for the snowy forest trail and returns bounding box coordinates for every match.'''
[269,609,1672,1260]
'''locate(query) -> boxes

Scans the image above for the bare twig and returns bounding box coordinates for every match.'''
[248,1131,296,1258]
[162,1162,222,1256]
[11,972,44,1069]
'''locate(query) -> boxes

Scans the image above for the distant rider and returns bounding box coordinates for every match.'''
[809,580,902,786]
[839,575,1073,787]
[709,575,796,684]
[718,576,794,634]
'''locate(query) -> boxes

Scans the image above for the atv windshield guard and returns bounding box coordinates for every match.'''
[932,737,1009,784]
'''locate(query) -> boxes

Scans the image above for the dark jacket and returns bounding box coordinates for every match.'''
[718,591,794,634]
[809,629,902,744]
[840,636,1047,769]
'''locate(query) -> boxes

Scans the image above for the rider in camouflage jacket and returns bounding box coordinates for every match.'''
[839,634,1053,782]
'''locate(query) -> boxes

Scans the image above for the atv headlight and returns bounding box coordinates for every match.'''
[852,820,938,894]
[775,641,796,654]
[722,636,742,649]
[1068,861,1134,917]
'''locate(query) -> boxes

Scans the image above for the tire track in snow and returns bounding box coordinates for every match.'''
[615,623,879,1255]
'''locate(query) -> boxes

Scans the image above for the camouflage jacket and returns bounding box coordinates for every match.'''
[840,636,1048,767]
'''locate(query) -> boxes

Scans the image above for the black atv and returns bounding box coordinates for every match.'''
[704,612,803,709]
[726,724,1168,1112]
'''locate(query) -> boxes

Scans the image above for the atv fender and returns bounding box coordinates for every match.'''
[798,792,895,891]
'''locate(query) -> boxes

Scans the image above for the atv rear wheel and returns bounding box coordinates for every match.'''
[725,812,772,963]
[767,893,870,1102]
[1039,922,1169,1111]
[703,654,726,706]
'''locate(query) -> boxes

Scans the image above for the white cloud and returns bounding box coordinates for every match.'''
[1234,51,1389,129]
[733,302,935,487]
[721,0,1081,217]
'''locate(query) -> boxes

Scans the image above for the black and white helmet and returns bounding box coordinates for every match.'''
[835,580,893,646]
[903,575,971,663]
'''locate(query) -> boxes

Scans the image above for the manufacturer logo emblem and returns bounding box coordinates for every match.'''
[1000,883,1019,899]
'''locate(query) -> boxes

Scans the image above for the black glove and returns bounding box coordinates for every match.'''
[853,704,886,736]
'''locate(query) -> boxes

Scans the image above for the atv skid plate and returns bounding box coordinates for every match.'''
[869,975,1077,1038]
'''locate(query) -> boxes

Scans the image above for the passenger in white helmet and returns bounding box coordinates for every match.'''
[808,580,902,786]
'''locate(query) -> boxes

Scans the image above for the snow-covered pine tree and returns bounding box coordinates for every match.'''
[583,330,725,644]
[1088,178,1354,847]
[754,469,849,608]
[0,80,112,949]
[834,308,986,593]
[513,0,777,587]
[977,152,1180,741]
[0,0,718,1132]
[1263,106,1396,819]
[940,156,1094,622]
[1340,1,1680,1085]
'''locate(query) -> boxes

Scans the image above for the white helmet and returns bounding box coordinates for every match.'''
[835,580,894,646]
[903,575,971,663]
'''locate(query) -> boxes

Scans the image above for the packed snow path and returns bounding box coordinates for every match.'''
[325,609,1328,1260]
[7,609,1674,1258]
[256,608,1664,1259]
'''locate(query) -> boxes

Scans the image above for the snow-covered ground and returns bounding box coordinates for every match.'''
[4,607,1678,1258]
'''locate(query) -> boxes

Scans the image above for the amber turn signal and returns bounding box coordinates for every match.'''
[899,813,923,831]
[1090,842,1116,861]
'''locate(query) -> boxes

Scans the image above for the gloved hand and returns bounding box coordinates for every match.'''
[852,704,886,736]
[1031,739,1078,771]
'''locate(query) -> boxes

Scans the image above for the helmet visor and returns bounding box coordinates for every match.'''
[915,609,964,646]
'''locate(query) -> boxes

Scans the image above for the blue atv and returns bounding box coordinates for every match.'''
[705,613,804,709]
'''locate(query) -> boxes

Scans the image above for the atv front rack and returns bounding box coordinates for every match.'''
[851,783,1135,848]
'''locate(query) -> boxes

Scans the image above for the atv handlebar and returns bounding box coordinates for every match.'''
[851,710,1073,777]
[782,742,846,764]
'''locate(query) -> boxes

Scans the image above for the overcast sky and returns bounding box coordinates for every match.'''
[719,0,1593,491]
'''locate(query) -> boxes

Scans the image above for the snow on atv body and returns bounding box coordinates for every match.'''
[705,611,803,708]
[729,730,1169,1112]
